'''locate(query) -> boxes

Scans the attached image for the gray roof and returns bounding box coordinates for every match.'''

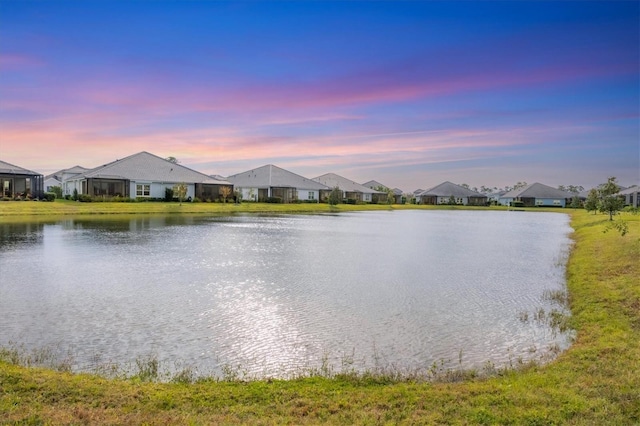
[227,164,329,190]
[312,173,384,194]
[362,180,388,190]
[0,160,41,176]
[392,188,404,196]
[501,183,572,199]
[45,165,89,181]
[619,185,639,195]
[71,151,230,184]
[417,181,486,198]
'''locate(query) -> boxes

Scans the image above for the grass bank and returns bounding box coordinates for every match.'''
[0,199,402,218]
[0,206,638,424]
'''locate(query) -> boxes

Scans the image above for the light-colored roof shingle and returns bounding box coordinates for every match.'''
[227,164,329,190]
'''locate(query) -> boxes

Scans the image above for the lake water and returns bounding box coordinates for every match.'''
[0,210,573,379]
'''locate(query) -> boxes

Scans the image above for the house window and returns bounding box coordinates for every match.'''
[308,192,315,200]
[136,184,150,197]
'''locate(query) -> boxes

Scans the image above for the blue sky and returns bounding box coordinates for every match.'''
[1,1,638,191]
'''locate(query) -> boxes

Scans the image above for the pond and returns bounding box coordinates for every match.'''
[0,210,573,379]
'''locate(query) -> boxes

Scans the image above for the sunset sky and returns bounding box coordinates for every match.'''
[1,1,638,191]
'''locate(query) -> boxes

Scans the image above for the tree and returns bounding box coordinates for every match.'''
[173,183,188,205]
[386,188,395,205]
[220,186,232,203]
[558,185,584,194]
[328,187,342,206]
[584,189,599,214]
[50,185,63,199]
[598,177,624,221]
[166,156,179,164]
[569,195,582,209]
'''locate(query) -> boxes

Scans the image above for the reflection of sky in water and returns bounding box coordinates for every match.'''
[0,211,573,378]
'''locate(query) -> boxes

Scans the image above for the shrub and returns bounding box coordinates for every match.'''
[266,197,283,203]
[49,186,63,199]
[511,201,525,208]
[78,194,92,202]
[72,188,79,201]
[43,192,56,202]
[164,187,174,202]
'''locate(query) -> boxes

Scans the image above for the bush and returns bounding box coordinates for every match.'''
[43,192,56,202]
[78,194,92,202]
[266,197,283,203]
[511,201,525,208]
[346,198,357,205]
[164,187,174,202]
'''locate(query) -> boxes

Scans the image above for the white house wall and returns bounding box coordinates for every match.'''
[63,179,82,196]
[297,189,319,201]
[129,182,195,199]
[239,187,260,201]
[44,178,61,192]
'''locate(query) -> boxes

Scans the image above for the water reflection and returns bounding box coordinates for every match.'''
[0,211,573,378]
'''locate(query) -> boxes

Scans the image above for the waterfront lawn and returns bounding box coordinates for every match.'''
[0,209,638,424]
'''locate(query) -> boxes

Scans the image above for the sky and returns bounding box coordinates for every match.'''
[0,1,638,192]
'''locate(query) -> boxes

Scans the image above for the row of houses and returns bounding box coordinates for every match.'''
[2,151,638,207]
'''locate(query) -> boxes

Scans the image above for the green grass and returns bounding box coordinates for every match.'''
[1,203,638,424]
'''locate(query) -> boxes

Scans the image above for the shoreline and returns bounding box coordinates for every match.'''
[1,207,638,424]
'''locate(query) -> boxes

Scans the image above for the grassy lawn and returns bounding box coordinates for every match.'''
[0,202,638,424]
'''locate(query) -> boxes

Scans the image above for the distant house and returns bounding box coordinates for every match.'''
[63,151,232,200]
[391,188,405,204]
[226,164,328,203]
[312,173,385,203]
[619,185,639,208]
[362,180,391,203]
[0,160,44,199]
[416,181,487,206]
[44,166,89,194]
[499,183,572,207]
[487,190,507,205]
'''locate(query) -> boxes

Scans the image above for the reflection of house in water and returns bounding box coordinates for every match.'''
[0,160,44,199]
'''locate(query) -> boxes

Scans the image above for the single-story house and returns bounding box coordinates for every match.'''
[226,164,329,203]
[312,173,385,203]
[0,160,44,199]
[45,166,89,194]
[391,188,405,204]
[619,185,639,208]
[361,180,390,203]
[499,183,573,207]
[487,190,508,205]
[63,151,232,200]
[416,181,487,206]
